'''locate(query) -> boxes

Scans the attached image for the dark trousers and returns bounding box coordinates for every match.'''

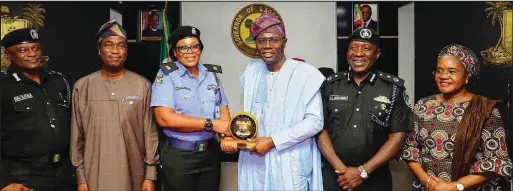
[322,163,392,191]
[2,155,76,191]
[160,139,221,191]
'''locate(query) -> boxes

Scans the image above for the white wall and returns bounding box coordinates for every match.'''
[182,2,337,114]
[398,2,415,102]
[394,3,416,191]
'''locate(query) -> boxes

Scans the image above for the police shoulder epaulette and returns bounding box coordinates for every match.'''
[49,70,65,77]
[204,64,222,74]
[49,70,71,107]
[322,71,347,87]
[377,71,404,86]
[160,62,179,75]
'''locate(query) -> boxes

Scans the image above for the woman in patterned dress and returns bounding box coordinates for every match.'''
[402,44,512,191]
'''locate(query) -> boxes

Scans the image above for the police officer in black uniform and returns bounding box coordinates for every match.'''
[0,28,75,191]
[317,27,414,191]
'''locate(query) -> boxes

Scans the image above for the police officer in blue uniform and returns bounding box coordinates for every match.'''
[0,28,75,191]
[151,26,231,191]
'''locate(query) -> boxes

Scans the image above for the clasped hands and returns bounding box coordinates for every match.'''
[335,167,364,191]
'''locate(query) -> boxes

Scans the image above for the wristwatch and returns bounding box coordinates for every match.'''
[456,182,464,191]
[204,118,213,131]
[357,166,369,180]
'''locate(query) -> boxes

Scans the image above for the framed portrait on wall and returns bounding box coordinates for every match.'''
[138,9,164,41]
[352,3,379,32]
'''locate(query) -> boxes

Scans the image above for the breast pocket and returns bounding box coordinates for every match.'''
[120,95,143,123]
[9,101,38,131]
[174,90,197,113]
[368,100,392,133]
[326,100,349,132]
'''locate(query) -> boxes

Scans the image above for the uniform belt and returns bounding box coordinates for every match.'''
[3,150,67,165]
[168,137,211,152]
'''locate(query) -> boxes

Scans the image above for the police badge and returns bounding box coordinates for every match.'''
[155,74,164,84]
[207,84,222,105]
[359,28,372,39]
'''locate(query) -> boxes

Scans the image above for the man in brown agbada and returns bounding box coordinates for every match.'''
[70,20,159,191]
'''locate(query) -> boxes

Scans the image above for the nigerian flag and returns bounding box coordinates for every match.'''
[160,2,171,64]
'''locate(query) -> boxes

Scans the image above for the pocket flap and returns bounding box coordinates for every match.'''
[12,102,34,112]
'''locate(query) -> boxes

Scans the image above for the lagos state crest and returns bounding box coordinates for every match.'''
[230,3,283,58]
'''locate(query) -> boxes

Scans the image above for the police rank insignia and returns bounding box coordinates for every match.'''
[155,74,164,84]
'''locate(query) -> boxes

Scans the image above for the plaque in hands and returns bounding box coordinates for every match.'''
[222,112,258,149]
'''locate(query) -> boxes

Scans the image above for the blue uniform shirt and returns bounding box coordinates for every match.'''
[151,61,229,141]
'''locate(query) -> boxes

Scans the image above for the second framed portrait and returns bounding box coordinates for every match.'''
[138,9,164,41]
[352,3,379,32]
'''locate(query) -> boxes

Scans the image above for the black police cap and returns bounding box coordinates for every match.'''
[1,28,40,48]
[168,26,203,52]
[348,27,380,47]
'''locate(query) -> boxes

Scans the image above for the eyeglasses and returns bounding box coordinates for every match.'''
[175,44,201,54]
[433,69,462,76]
[255,37,284,45]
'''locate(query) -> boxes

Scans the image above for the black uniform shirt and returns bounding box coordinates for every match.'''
[321,69,414,167]
[1,67,71,157]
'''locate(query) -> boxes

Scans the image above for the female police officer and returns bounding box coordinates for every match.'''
[150,26,231,191]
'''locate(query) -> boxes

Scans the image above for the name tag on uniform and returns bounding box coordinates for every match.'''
[175,86,191,91]
[330,95,348,101]
[14,93,33,102]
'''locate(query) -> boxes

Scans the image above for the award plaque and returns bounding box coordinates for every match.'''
[221,112,258,149]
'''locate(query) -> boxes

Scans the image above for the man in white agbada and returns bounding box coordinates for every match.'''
[220,13,325,190]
